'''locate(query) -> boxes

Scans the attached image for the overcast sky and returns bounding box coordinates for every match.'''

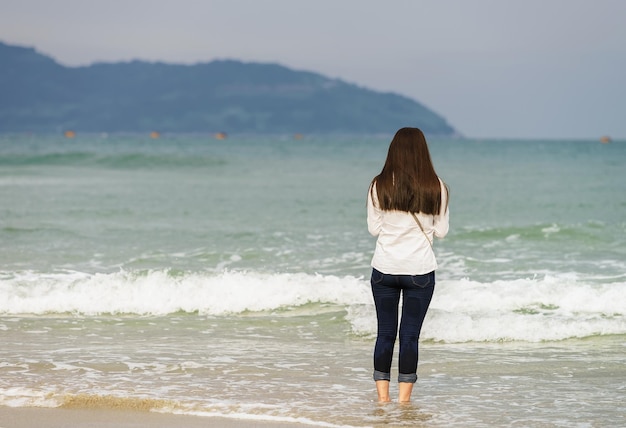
[1,0,625,139]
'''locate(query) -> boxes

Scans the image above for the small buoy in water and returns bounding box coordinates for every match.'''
[294,133,304,140]
[63,130,76,138]
[214,132,227,140]
[599,136,611,144]
[150,131,160,139]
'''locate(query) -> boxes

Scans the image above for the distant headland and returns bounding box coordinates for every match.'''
[0,41,457,136]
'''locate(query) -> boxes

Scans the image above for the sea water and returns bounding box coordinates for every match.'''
[0,134,624,427]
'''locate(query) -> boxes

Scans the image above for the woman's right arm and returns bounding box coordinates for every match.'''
[433,179,449,238]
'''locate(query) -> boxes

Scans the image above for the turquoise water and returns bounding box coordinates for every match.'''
[1,134,625,426]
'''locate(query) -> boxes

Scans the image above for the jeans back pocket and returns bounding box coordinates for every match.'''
[410,271,434,288]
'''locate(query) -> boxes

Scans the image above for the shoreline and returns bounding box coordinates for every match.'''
[0,406,304,428]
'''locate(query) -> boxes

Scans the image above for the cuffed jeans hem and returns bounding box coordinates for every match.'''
[373,370,390,382]
[398,373,417,383]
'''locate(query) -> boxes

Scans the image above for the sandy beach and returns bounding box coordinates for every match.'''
[0,407,302,428]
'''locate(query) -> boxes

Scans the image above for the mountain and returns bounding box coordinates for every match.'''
[0,41,456,135]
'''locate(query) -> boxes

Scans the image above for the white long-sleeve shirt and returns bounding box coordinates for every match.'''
[367,179,449,275]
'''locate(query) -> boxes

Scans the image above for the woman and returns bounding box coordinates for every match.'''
[367,127,449,403]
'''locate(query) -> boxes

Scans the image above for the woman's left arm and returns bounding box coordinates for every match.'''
[367,183,383,236]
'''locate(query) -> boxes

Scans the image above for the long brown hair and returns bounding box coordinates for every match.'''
[370,127,448,215]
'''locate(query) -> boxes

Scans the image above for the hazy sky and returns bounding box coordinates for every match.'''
[1,0,625,139]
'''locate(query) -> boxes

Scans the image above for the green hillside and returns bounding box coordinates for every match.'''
[0,41,456,135]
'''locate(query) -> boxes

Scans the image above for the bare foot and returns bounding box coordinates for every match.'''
[375,380,391,402]
[398,382,414,403]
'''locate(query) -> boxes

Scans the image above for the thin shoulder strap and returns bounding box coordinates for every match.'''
[411,212,433,248]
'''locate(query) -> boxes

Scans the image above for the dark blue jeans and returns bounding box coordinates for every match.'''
[371,268,435,383]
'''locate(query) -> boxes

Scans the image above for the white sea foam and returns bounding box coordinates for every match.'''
[179,410,357,428]
[0,270,371,316]
[421,275,626,342]
[1,270,624,342]
[0,386,59,408]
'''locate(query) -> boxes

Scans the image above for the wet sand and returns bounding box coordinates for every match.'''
[0,407,302,428]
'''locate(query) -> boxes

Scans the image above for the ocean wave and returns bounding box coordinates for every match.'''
[0,270,371,316]
[422,276,626,342]
[454,222,611,244]
[0,152,226,169]
[1,269,624,342]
